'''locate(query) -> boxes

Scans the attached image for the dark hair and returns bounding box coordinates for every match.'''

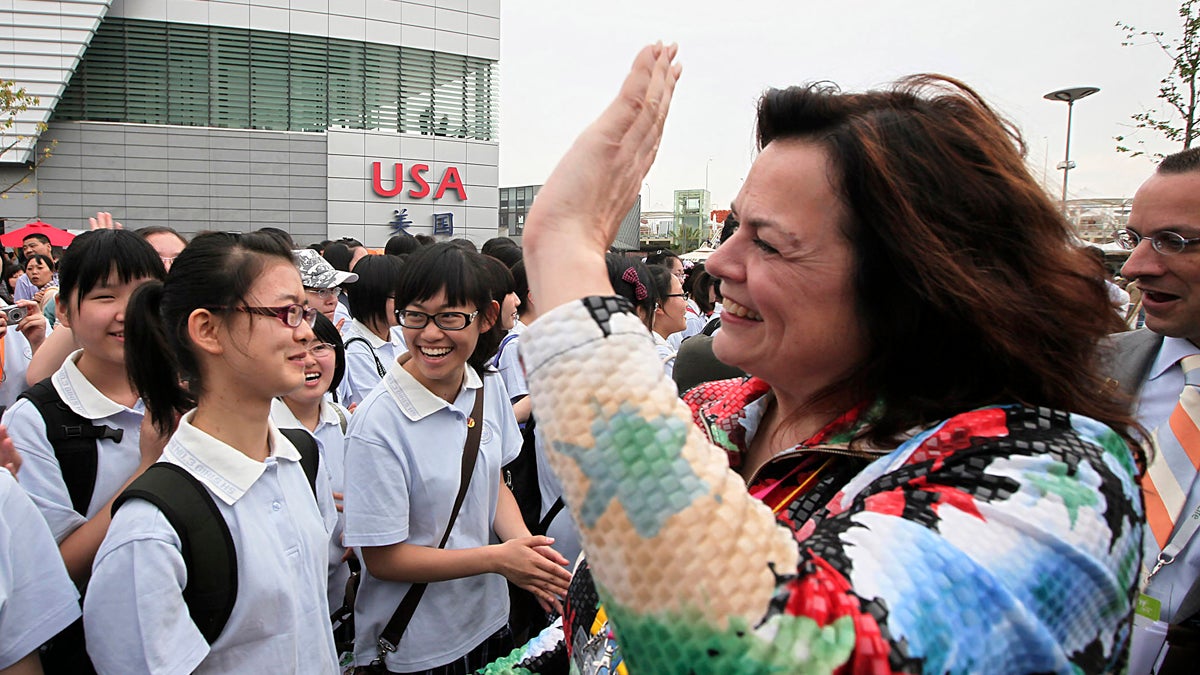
[385,233,420,256]
[605,253,657,331]
[753,76,1135,447]
[395,243,503,375]
[480,254,516,301]
[338,237,364,249]
[414,234,436,246]
[483,243,522,269]
[645,264,674,306]
[346,254,404,329]
[307,242,325,254]
[322,242,352,272]
[311,312,346,394]
[22,233,50,247]
[644,249,680,267]
[448,238,478,254]
[57,230,164,314]
[2,260,21,291]
[511,260,531,317]
[691,269,717,315]
[256,227,296,249]
[23,254,54,274]
[125,231,295,433]
[1159,146,1200,174]
[133,225,188,248]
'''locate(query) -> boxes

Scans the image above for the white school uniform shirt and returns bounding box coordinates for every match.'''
[652,331,679,380]
[0,469,80,669]
[342,318,405,407]
[270,397,352,613]
[0,321,50,410]
[83,411,339,675]
[343,355,521,672]
[1,350,143,542]
[494,326,528,402]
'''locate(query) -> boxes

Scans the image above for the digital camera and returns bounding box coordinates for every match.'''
[0,304,28,324]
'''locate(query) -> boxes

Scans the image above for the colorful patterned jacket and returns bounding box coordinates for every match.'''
[487,297,1143,674]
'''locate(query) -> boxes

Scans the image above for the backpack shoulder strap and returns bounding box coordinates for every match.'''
[492,332,520,368]
[330,403,348,435]
[279,427,320,498]
[343,336,386,378]
[19,378,123,515]
[113,463,237,646]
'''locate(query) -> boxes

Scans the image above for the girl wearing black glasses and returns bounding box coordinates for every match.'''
[84,231,340,673]
[342,243,570,675]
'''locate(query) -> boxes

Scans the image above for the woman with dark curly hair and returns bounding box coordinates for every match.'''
[488,44,1144,674]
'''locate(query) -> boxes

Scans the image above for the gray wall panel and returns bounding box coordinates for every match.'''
[25,121,329,237]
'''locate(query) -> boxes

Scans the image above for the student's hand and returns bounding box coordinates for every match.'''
[493,535,572,612]
[88,211,123,230]
[32,289,44,305]
[332,490,344,513]
[138,411,176,468]
[14,299,46,350]
[0,425,20,477]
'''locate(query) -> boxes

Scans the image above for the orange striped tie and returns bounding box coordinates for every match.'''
[1144,354,1200,554]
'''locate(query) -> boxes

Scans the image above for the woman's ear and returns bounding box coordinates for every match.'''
[55,296,71,329]
[187,308,225,356]
[479,300,499,333]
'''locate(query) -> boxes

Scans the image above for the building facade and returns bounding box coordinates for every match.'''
[0,0,500,246]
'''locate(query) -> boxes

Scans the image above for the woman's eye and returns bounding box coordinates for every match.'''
[752,238,778,254]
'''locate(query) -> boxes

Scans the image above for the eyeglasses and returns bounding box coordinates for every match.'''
[664,292,687,299]
[227,304,318,328]
[1115,228,1200,255]
[395,309,477,331]
[306,341,336,357]
[306,287,341,298]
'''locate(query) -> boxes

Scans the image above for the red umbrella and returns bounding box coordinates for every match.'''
[0,220,76,248]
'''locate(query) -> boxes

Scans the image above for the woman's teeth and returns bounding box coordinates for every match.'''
[722,298,763,321]
[421,346,451,357]
[304,373,320,382]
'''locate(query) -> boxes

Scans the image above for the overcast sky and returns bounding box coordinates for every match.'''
[498,0,1184,212]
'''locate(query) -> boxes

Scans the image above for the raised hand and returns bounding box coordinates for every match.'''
[88,211,123,230]
[524,43,682,314]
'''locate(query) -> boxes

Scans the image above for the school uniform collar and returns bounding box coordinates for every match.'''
[269,397,342,431]
[166,409,302,506]
[385,352,482,422]
[1148,336,1200,382]
[52,349,143,420]
[350,318,389,349]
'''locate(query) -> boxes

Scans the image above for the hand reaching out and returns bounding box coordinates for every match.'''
[0,425,20,477]
[494,535,572,614]
[88,211,123,230]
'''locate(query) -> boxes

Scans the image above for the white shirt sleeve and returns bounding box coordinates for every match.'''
[496,337,529,401]
[342,432,412,548]
[1,399,87,542]
[83,499,210,675]
[0,470,80,670]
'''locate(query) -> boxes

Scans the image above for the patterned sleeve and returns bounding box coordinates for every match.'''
[519,297,1142,674]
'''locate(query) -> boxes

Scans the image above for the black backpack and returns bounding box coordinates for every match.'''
[18,378,126,516]
[111,427,320,644]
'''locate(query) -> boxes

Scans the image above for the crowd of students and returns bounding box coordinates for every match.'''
[0,219,704,674]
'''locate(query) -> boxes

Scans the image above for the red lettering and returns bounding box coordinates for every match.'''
[433,166,468,201]
[408,164,431,198]
[371,162,404,197]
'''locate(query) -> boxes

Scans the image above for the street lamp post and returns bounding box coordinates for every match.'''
[1043,86,1100,215]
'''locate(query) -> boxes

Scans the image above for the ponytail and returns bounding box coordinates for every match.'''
[126,280,193,434]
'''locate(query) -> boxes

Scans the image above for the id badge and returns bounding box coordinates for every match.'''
[1130,594,1170,674]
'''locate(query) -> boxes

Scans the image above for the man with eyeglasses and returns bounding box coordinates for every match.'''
[1109,146,1200,673]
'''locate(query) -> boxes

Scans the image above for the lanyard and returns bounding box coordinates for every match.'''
[1145,500,1200,585]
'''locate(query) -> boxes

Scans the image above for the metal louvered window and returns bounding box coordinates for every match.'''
[56,18,499,141]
